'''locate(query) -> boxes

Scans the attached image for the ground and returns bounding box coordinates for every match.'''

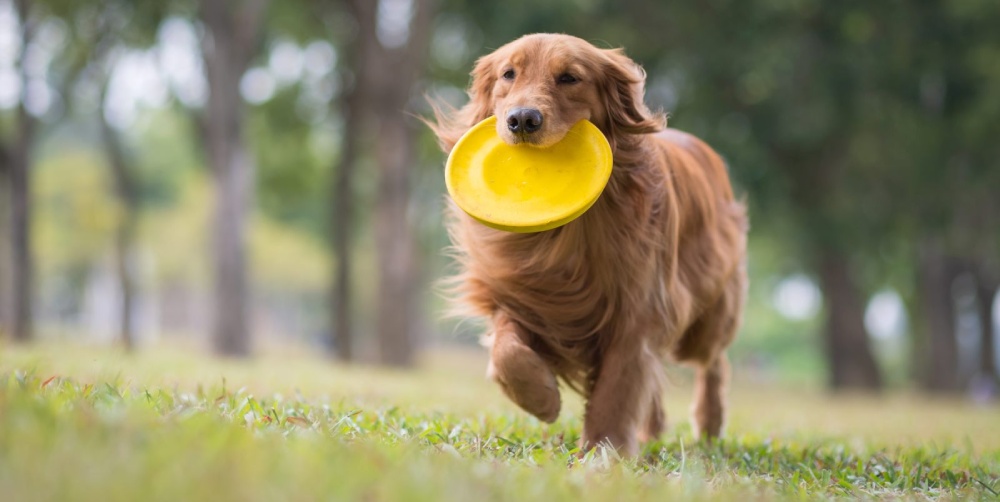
[1,342,998,501]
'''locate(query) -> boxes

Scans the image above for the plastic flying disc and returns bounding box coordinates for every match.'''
[445,116,613,233]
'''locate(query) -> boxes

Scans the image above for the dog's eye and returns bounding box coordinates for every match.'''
[557,73,579,84]
[502,69,516,80]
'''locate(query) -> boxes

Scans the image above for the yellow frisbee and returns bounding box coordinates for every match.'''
[445,116,613,233]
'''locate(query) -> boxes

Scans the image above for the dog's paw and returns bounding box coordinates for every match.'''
[488,345,561,423]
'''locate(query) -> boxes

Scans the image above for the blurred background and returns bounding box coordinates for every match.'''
[0,0,997,399]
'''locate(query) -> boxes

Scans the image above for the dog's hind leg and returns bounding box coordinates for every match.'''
[487,314,561,423]
[691,352,729,439]
[674,272,744,440]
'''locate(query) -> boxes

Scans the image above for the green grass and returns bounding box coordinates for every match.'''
[1,343,998,501]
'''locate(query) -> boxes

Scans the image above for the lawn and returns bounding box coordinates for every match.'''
[1,343,998,501]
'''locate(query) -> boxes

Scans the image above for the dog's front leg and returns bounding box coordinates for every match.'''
[581,339,655,456]
[487,314,561,423]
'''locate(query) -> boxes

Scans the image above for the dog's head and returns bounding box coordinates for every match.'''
[431,34,664,152]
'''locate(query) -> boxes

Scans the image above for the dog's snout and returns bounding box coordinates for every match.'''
[506,108,543,134]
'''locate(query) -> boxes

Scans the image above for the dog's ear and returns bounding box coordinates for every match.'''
[598,49,665,149]
[466,52,500,123]
[427,53,499,152]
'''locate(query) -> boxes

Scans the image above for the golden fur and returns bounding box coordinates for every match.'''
[429,34,748,455]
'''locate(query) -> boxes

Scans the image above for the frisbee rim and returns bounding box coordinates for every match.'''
[445,116,612,233]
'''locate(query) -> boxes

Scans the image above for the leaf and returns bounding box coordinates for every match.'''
[974,477,999,497]
[41,376,58,388]
[837,478,855,492]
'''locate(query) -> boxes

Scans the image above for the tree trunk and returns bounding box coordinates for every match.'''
[818,250,882,390]
[975,273,998,385]
[330,97,360,361]
[9,93,35,344]
[373,111,417,366]
[210,147,252,356]
[338,0,433,367]
[0,148,10,336]
[370,0,434,367]
[98,99,138,351]
[200,0,268,357]
[7,0,36,343]
[329,0,377,362]
[914,241,961,392]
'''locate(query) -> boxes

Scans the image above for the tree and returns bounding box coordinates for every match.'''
[623,0,888,390]
[818,251,882,390]
[99,85,141,351]
[0,141,10,336]
[871,0,1000,393]
[369,0,435,366]
[48,0,167,351]
[974,270,998,391]
[328,0,372,362]
[198,0,269,356]
[0,0,39,343]
[325,0,434,366]
[1,0,108,344]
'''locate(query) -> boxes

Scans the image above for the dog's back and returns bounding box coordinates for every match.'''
[651,129,748,363]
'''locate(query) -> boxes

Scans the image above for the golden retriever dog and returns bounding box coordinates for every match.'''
[430,33,748,456]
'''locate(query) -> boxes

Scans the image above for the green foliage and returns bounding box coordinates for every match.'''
[138,172,330,292]
[132,108,206,209]
[33,149,117,280]
[250,212,331,293]
[732,234,826,385]
[248,86,334,236]
[31,140,329,294]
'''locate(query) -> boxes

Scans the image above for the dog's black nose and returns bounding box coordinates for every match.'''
[506,108,543,134]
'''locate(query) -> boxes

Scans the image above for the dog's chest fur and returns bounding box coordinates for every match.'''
[448,164,682,385]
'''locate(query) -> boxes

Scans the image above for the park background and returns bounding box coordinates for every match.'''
[0,0,998,400]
